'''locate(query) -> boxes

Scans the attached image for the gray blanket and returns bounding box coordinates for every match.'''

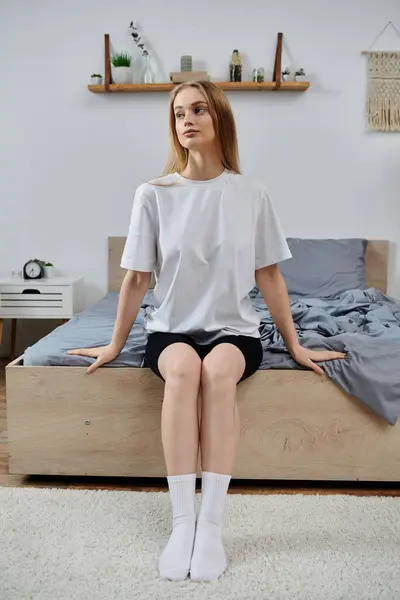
[24,288,400,425]
[251,287,400,425]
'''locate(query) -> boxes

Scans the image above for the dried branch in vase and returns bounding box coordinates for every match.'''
[129,21,149,56]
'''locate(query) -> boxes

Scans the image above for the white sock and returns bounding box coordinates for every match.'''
[158,473,197,581]
[190,471,231,582]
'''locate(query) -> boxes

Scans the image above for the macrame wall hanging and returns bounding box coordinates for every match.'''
[362,21,400,132]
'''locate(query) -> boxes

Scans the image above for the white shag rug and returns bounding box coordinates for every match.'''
[1,487,399,600]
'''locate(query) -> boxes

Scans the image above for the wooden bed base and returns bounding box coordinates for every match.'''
[6,238,400,481]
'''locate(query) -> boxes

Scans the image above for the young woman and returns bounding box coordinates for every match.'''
[68,81,345,582]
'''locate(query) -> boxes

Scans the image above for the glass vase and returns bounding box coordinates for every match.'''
[142,54,154,84]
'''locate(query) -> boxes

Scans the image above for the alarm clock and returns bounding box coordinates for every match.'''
[23,259,44,280]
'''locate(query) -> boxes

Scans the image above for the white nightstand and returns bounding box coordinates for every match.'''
[0,276,84,361]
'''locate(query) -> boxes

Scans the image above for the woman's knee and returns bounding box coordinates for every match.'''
[201,346,245,389]
[158,343,202,384]
[201,360,237,391]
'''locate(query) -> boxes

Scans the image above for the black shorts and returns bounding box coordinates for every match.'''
[145,332,263,384]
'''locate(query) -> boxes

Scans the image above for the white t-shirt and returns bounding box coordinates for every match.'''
[120,169,292,343]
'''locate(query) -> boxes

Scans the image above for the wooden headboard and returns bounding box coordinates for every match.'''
[108,237,389,294]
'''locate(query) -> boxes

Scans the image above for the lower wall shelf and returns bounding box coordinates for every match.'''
[87,81,310,94]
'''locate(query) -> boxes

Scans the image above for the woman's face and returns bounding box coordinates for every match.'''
[173,87,216,151]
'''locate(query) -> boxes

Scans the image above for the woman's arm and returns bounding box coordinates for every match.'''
[68,269,151,373]
[255,264,345,375]
[255,264,298,353]
[110,269,151,352]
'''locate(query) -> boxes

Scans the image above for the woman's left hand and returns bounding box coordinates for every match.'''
[290,345,346,376]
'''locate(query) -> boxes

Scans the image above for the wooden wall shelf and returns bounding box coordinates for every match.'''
[88,81,310,94]
[89,32,310,95]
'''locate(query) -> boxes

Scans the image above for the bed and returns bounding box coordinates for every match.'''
[5,237,400,481]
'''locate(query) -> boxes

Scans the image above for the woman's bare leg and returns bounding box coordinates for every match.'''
[158,343,201,475]
[190,344,245,582]
[157,343,202,581]
[199,345,243,474]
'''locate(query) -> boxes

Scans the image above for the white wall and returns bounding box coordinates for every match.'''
[1,0,400,356]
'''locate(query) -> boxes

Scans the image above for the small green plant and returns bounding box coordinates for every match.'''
[91,73,102,78]
[282,67,291,76]
[111,52,132,67]
[295,68,306,77]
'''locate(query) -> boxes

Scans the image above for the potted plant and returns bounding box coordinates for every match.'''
[294,68,306,82]
[110,51,132,84]
[90,73,103,85]
[41,261,54,279]
[38,260,55,278]
[282,67,291,82]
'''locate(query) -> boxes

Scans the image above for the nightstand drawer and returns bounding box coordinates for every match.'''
[0,284,72,317]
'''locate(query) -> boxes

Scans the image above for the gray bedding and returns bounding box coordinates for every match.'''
[24,288,400,425]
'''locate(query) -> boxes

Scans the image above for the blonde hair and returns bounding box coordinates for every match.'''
[161,80,241,176]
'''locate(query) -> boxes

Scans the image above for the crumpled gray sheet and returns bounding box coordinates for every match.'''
[24,288,400,425]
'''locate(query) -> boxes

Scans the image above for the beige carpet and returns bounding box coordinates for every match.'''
[0,487,399,600]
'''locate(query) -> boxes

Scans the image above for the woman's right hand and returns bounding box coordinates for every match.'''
[67,344,121,374]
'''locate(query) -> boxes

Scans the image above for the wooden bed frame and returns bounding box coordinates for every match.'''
[6,238,399,482]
